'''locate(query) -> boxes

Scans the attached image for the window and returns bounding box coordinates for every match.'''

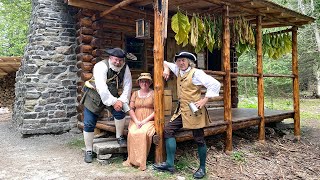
[125,37,144,70]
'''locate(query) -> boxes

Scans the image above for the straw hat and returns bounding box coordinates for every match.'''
[137,73,153,83]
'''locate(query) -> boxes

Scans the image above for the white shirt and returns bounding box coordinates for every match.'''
[93,59,132,106]
[164,61,221,98]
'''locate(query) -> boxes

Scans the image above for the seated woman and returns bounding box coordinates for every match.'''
[123,72,155,171]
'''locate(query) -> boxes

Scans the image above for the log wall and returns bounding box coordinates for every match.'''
[75,9,155,122]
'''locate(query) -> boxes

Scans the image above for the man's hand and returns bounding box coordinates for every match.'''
[195,97,209,109]
[113,100,123,111]
[163,67,170,81]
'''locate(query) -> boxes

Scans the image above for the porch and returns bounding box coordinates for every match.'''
[78,108,294,142]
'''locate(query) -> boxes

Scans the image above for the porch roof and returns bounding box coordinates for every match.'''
[67,0,315,28]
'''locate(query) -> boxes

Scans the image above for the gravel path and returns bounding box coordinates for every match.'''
[0,112,153,180]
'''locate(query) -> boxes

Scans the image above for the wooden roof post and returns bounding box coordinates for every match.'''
[153,0,165,163]
[256,15,265,143]
[222,5,232,153]
[292,26,300,141]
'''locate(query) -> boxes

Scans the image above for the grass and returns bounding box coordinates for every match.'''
[231,151,246,163]
[67,137,84,149]
[238,97,320,121]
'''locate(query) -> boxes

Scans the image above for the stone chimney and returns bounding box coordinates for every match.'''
[13,0,78,135]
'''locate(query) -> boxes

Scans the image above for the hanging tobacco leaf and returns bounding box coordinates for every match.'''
[171,11,190,47]
[202,16,213,53]
[190,14,198,47]
[195,16,205,53]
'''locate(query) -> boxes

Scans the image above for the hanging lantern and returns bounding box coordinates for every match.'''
[135,19,150,39]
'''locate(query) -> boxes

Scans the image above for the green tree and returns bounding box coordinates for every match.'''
[238,0,320,97]
[0,0,31,56]
[270,0,320,96]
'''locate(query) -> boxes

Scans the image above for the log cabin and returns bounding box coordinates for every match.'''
[64,0,314,162]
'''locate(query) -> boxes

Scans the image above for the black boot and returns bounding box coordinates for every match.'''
[153,162,175,173]
[117,135,127,147]
[193,167,206,179]
[84,151,93,163]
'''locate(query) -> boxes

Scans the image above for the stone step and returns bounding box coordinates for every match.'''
[93,138,127,156]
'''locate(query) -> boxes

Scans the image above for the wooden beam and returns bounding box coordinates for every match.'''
[132,0,153,6]
[256,15,265,143]
[153,0,165,164]
[292,26,300,141]
[0,68,10,74]
[264,28,292,36]
[99,0,142,19]
[222,5,232,153]
[204,0,297,27]
[255,0,315,22]
[263,74,294,78]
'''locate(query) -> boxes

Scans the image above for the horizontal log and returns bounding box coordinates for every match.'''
[93,30,121,39]
[90,38,123,49]
[77,34,93,44]
[204,70,226,76]
[264,28,292,36]
[76,105,84,113]
[231,73,259,77]
[76,27,94,36]
[79,9,95,17]
[79,17,93,27]
[77,95,82,103]
[77,81,84,87]
[76,44,93,54]
[94,18,137,29]
[263,74,294,78]
[80,62,94,71]
[92,49,104,57]
[77,86,83,94]
[77,113,84,122]
[77,53,93,62]
[175,125,227,142]
[81,72,93,81]
[92,57,103,64]
[90,38,111,48]
[92,21,135,32]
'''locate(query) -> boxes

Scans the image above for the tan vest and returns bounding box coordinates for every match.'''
[171,68,209,129]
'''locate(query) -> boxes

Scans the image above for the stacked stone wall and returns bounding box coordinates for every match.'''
[13,0,78,135]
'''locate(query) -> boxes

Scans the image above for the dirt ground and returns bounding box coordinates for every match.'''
[0,102,319,179]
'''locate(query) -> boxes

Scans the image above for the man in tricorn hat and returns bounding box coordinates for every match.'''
[153,51,221,179]
[81,47,132,163]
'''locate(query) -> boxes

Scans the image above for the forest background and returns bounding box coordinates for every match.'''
[0,0,319,99]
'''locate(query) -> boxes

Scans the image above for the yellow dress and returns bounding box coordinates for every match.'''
[123,90,155,170]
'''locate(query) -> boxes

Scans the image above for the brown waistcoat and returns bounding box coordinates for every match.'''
[170,68,209,129]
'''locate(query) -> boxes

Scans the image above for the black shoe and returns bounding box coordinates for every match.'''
[153,162,175,173]
[193,168,206,179]
[84,151,93,163]
[117,135,127,147]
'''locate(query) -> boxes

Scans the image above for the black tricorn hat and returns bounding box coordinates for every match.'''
[105,47,126,58]
[174,51,197,62]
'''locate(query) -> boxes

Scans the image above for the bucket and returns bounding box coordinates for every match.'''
[164,89,173,116]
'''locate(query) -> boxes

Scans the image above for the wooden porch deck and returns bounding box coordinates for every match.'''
[79,108,294,142]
